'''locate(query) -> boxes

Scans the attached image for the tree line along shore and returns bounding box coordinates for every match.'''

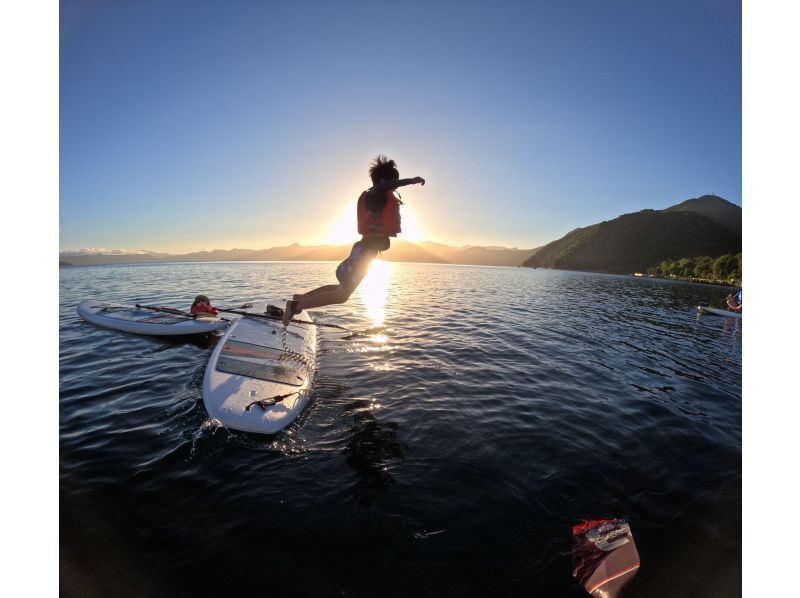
[644,253,741,286]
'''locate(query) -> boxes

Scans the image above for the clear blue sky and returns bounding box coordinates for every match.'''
[60,0,741,253]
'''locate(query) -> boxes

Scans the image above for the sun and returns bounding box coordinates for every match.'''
[319,201,426,244]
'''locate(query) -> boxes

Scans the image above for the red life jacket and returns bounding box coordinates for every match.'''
[357,190,402,237]
[191,304,218,316]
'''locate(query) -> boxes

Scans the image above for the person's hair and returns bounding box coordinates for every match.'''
[193,294,210,306]
[369,155,399,185]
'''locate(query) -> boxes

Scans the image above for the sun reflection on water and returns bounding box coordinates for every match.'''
[357,258,393,331]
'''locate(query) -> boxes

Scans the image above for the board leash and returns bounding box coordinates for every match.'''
[244,391,301,411]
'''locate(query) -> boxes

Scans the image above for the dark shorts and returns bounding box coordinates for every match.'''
[335,240,380,289]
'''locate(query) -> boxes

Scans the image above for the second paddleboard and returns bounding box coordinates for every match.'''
[697,305,742,318]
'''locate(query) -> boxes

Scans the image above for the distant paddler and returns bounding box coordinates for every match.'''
[725,287,742,314]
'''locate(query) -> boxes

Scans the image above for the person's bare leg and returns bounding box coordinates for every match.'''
[283,286,354,326]
[293,285,339,302]
[298,286,353,310]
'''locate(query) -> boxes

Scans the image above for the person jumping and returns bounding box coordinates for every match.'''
[282,155,425,326]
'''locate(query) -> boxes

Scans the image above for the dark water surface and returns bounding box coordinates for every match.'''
[60,262,741,597]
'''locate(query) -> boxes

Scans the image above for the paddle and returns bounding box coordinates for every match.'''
[135,303,195,317]
[135,303,232,322]
[214,306,353,333]
[136,302,356,334]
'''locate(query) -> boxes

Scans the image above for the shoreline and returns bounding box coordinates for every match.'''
[524,266,739,289]
[639,274,739,288]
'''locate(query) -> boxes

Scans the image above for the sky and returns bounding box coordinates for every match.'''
[59,0,742,254]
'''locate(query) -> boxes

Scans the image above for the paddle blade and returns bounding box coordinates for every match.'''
[571,518,640,597]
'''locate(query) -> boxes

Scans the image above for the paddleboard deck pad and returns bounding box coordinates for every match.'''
[216,340,307,386]
[203,300,317,434]
[77,299,230,336]
[697,305,742,318]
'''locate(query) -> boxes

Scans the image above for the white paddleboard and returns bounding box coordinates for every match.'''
[203,300,317,434]
[697,305,742,319]
[77,299,230,336]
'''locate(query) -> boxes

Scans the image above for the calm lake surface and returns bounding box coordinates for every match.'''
[60,262,741,597]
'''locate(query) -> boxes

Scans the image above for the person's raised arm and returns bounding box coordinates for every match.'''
[372,177,425,193]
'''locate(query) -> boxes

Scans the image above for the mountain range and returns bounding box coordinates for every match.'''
[60,195,741,273]
[522,195,741,274]
[59,240,540,268]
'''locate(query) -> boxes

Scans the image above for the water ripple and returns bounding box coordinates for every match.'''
[60,263,740,597]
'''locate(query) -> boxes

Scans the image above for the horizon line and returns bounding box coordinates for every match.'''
[59,239,541,256]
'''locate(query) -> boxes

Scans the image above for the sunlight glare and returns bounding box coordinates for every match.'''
[357,258,393,328]
[321,203,356,245]
[397,203,425,242]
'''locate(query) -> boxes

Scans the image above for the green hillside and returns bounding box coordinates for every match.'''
[665,194,741,235]
[523,203,741,274]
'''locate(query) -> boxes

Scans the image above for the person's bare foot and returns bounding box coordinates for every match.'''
[282,300,296,326]
[282,300,304,326]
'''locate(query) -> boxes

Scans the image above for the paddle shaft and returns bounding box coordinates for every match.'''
[215,307,351,332]
[135,303,231,322]
[135,303,195,317]
[135,302,351,332]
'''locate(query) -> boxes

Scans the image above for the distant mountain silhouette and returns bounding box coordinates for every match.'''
[523,195,741,274]
[60,240,540,268]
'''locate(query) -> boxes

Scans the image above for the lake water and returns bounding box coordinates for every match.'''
[59,261,741,597]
